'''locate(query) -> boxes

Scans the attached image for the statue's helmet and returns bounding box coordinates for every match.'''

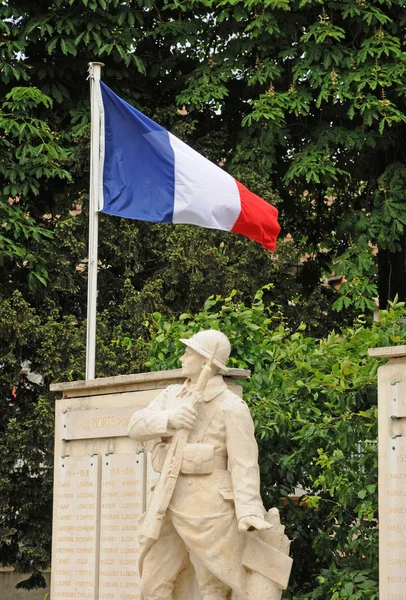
[180,330,231,371]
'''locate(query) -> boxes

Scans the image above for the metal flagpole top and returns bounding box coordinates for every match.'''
[88,62,105,80]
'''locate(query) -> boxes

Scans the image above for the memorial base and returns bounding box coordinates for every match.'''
[50,369,248,600]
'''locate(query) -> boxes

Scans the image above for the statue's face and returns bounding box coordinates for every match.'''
[180,346,206,378]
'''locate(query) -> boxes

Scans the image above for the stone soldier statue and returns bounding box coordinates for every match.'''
[127,330,292,600]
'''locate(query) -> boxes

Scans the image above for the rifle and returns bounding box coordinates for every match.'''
[138,343,219,540]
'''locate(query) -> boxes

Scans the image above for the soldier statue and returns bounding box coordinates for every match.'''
[127,329,292,600]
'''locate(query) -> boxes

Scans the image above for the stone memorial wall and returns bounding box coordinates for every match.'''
[50,368,248,600]
[99,454,145,600]
[369,346,406,600]
[53,455,100,599]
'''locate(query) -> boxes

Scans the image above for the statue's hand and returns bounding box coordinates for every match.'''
[168,404,197,430]
[238,516,272,533]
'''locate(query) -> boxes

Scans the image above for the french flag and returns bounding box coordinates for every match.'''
[98,82,281,251]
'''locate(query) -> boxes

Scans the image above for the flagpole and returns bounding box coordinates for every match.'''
[86,61,104,381]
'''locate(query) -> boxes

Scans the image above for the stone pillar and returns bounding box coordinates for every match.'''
[368,346,406,599]
[49,368,248,600]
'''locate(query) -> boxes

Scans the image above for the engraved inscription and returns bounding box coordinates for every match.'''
[62,407,140,441]
[52,455,100,599]
[386,438,406,596]
[99,454,144,600]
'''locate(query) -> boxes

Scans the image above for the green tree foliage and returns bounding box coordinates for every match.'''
[0,86,70,288]
[2,0,406,308]
[148,0,406,308]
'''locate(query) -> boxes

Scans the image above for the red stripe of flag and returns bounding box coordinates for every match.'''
[231,180,281,251]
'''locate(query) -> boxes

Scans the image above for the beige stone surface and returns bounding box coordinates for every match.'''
[51,339,291,600]
[369,345,406,358]
[99,454,144,600]
[52,455,100,599]
[51,364,249,600]
[146,453,160,508]
[391,381,406,418]
[127,330,292,600]
[51,383,170,600]
[62,405,141,440]
[50,368,250,397]
[385,438,406,580]
[375,353,406,599]
[243,508,292,593]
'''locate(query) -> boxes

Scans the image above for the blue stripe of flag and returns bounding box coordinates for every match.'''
[100,82,175,223]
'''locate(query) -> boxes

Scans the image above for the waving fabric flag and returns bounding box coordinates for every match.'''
[98,81,280,251]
